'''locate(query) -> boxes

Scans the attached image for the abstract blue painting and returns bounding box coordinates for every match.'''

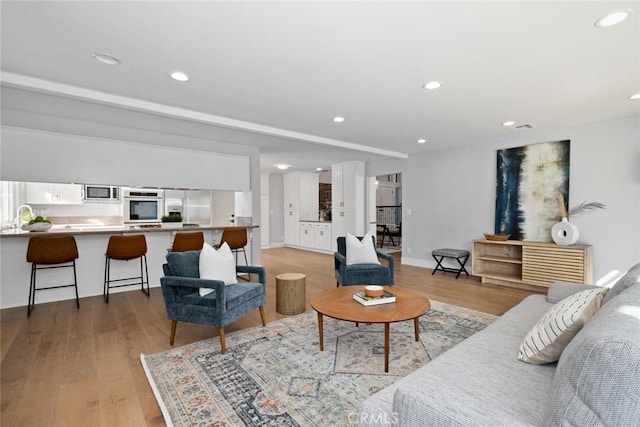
[495,140,570,241]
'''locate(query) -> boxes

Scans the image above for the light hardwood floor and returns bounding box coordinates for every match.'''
[1,247,540,426]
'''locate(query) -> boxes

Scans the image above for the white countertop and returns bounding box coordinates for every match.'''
[0,223,258,238]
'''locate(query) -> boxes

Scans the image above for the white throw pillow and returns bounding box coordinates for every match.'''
[346,231,380,265]
[198,242,237,296]
[517,287,608,364]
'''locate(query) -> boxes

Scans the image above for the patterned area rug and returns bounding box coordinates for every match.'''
[141,300,496,426]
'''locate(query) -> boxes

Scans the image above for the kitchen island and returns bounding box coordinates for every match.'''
[0,224,258,309]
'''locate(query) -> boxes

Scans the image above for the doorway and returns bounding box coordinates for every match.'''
[375,173,402,253]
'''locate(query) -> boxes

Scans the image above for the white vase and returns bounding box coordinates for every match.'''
[551,217,579,245]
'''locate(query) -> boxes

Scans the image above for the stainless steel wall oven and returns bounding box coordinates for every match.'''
[123,189,164,223]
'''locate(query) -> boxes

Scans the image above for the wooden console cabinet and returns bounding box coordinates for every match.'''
[472,240,593,290]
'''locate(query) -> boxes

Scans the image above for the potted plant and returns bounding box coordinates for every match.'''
[161,214,183,229]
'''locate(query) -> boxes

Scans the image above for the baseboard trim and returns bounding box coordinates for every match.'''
[262,243,286,249]
[401,257,435,269]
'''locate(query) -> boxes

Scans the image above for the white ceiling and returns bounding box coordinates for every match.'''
[1,1,639,172]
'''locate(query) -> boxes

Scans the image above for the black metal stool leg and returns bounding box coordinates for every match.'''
[73,260,80,309]
[233,247,251,281]
[142,255,150,296]
[241,247,248,268]
[455,255,470,279]
[104,257,111,304]
[139,256,144,292]
[432,255,445,275]
[28,264,36,316]
[241,248,251,281]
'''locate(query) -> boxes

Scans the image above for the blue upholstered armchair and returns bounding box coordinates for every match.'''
[334,235,395,287]
[160,250,266,354]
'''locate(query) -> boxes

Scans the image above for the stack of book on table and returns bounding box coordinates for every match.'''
[353,290,396,306]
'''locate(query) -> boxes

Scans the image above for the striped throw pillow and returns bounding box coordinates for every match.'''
[517,287,608,364]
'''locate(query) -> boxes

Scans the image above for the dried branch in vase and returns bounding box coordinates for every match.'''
[556,193,568,218]
[568,201,607,217]
[555,192,605,219]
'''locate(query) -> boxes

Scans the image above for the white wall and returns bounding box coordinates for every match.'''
[370,115,640,282]
[1,126,263,265]
[1,126,251,191]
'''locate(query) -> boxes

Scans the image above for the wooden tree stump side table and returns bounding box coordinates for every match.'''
[276,273,306,315]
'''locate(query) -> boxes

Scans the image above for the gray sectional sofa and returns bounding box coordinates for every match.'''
[359,263,640,426]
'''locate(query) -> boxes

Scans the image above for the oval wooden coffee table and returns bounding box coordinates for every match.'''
[310,286,431,372]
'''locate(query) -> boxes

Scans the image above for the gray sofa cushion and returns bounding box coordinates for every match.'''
[546,281,601,304]
[546,283,640,427]
[359,295,556,427]
[602,262,640,304]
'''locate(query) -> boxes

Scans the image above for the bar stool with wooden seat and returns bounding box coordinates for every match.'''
[218,228,250,280]
[26,235,80,316]
[170,231,205,252]
[103,234,149,303]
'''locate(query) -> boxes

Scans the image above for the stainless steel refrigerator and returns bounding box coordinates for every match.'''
[164,189,211,225]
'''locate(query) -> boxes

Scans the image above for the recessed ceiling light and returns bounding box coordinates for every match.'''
[423,81,442,90]
[332,116,345,123]
[417,138,427,144]
[275,164,290,170]
[502,121,515,127]
[595,10,632,28]
[629,92,640,100]
[316,167,323,171]
[92,53,120,65]
[170,71,190,82]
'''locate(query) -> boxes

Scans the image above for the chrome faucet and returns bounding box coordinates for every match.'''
[15,204,34,228]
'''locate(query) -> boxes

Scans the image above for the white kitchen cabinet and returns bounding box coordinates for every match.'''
[284,171,318,220]
[299,221,332,252]
[283,171,298,245]
[331,166,343,209]
[314,222,332,251]
[299,172,319,220]
[334,208,355,235]
[284,171,319,247]
[284,209,299,245]
[25,182,83,205]
[331,161,365,249]
[283,173,300,210]
[299,222,315,247]
[332,161,364,211]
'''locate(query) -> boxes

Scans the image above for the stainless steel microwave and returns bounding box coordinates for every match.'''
[83,185,119,202]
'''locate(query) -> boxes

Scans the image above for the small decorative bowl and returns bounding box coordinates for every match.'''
[25,222,53,232]
[364,285,384,298]
[483,233,510,241]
